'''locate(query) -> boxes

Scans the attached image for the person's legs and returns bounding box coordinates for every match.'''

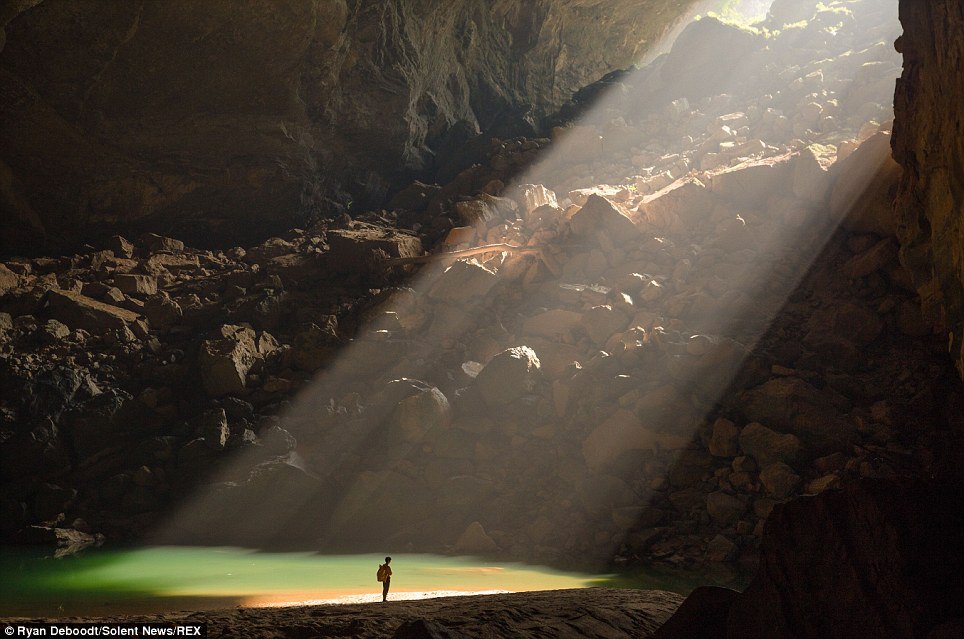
[382,576,390,601]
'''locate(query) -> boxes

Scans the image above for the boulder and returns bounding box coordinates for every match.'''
[705,534,738,562]
[708,418,740,457]
[143,292,183,331]
[706,491,746,526]
[386,379,451,442]
[66,389,142,461]
[830,132,900,236]
[583,410,690,472]
[0,264,20,294]
[509,184,558,218]
[45,289,144,332]
[198,408,230,450]
[113,274,158,296]
[474,346,542,406]
[582,305,629,346]
[792,145,834,204]
[198,324,266,396]
[326,224,423,272]
[427,260,499,305]
[652,586,739,639]
[739,422,801,467]
[842,237,898,279]
[568,194,640,245]
[805,302,883,347]
[636,177,712,231]
[140,233,184,254]
[292,317,340,372]
[520,309,584,342]
[708,154,793,208]
[107,235,135,259]
[759,462,801,499]
[741,377,858,457]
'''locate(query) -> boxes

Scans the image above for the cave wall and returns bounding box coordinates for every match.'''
[0,0,696,254]
[892,0,964,379]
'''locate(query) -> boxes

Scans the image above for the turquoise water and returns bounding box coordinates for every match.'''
[0,546,751,617]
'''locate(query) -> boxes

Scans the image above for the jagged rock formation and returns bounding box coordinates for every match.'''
[0,0,696,254]
[892,0,964,380]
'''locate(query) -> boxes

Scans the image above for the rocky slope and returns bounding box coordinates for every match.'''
[0,0,698,255]
[7,0,960,579]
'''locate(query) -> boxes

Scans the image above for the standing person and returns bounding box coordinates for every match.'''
[377,556,392,602]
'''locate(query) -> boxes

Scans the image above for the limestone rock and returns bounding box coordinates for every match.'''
[831,132,900,235]
[107,235,134,259]
[637,177,712,231]
[198,325,265,396]
[741,378,858,457]
[327,225,422,273]
[199,408,230,451]
[520,309,584,342]
[387,379,451,442]
[708,418,740,457]
[705,534,738,562]
[843,237,898,279]
[792,145,834,204]
[759,462,800,499]
[510,184,558,219]
[45,289,144,332]
[708,155,793,208]
[706,491,746,525]
[427,260,499,305]
[583,410,690,472]
[582,305,629,346]
[0,264,20,294]
[113,274,158,296]
[474,346,542,406]
[739,422,801,467]
[143,292,183,331]
[292,317,340,372]
[140,233,185,254]
[569,194,640,245]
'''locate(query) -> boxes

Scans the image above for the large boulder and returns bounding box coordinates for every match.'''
[385,379,451,442]
[741,378,858,457]
[45,289,144,332]
[198,324,277,396]
[474,346,542,406]
[739,422,801,467]
[568,194,640,245]
[831,132,901,236]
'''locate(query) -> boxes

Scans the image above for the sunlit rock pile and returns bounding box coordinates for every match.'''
[0,0,960,569]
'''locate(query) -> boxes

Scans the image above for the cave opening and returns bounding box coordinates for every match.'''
[1,0,963,635]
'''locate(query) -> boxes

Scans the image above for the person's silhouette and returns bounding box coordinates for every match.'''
[379,556,393,602]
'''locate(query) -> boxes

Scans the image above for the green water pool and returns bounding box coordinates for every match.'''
[0,546,751,617]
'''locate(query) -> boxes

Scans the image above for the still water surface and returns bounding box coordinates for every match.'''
[0,546,750,617]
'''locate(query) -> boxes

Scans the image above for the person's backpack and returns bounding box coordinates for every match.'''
[376,564,389,582]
